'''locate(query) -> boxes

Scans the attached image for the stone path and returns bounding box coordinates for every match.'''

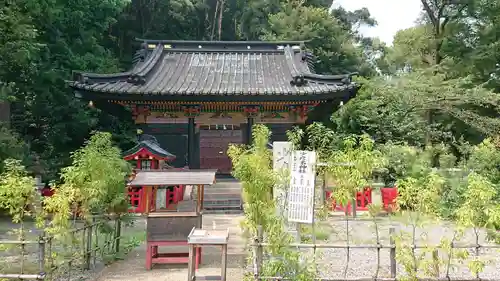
[95,214,247,281]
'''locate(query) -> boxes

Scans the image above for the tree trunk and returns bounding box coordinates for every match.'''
[218,0,225,40]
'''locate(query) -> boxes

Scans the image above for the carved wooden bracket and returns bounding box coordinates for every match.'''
[241,105,260,118]
[181,105,201,117]
[288,104,318,119]
[130,104,151,121]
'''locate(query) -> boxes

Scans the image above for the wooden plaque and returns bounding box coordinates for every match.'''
[147,212,201,241]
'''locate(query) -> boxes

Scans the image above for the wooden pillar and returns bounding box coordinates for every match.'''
[144,186,151,214]
[188,117,196,167]
[194,127,200,169]
[247,117,254,145]
[183,105,200,168]
[242,105,259,145]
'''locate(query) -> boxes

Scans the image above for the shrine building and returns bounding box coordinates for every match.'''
[69,40,359,174]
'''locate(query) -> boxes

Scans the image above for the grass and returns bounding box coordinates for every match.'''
[300,221,333,243]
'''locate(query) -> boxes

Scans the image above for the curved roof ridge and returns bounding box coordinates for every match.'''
[283,46,302,77]
[127,44,164,85]
[302,72,358,84]
[282,45,359,86]
[136,38,306,46]
[72,45,164,86]
[71,70,131,84]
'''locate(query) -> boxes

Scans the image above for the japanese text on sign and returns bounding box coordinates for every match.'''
[287,150,316,224]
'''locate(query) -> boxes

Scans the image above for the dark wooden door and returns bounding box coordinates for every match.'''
[154,134,188,167]
[200,129,242,174]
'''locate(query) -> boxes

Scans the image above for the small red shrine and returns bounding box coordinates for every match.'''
[127,169,217,270]
[123,135,186,213]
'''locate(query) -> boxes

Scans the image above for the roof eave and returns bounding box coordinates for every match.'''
[73,87,358,103]
[123,144,176,161]
[135,38,307,46]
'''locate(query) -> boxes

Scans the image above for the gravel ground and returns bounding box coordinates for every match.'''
[312,213,500,280]
[5,212,499,281]
[83,213,500,281]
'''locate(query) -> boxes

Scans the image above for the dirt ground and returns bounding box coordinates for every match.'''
[93,214,247,281]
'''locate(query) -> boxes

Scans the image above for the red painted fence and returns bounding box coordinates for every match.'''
[325,188,372,214]
[380,187,398,212]
[325,187,399,213]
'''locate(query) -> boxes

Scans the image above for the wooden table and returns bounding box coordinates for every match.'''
[146,212,202,270]
[187,228,229,281]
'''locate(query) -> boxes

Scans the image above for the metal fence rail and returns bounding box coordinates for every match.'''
[250,218,500,281]
[0,215,130,281]
[258,277,498,281]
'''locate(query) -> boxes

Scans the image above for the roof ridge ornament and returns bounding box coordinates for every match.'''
[290,75,307,86]
[127,74,147,85]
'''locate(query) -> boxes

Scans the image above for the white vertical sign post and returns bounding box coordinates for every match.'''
[287,150,316,224]
[287,150,316,246]
[272,141,292,217]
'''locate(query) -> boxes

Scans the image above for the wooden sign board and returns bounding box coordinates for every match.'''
[272,142,292,216]
[272,141,292,171]
[287,150,316,224]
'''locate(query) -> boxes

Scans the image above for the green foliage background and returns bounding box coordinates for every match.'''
[0,0,384,179]
[2,0,499,178]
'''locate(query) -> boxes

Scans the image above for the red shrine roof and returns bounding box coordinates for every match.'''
[128,170,218,186]
[69,40,359,102]
[123,135,175,161]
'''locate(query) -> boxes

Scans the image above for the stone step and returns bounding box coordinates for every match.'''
[203,195,242,202]
[204,202,242,209]
[205,188,241,195]
[203,198,242,204]
[203,208,243,215]
[204,189,241,194]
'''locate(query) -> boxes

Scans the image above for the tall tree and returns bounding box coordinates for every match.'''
[387,25,435,72]
[262,1,372,75]
[333,70,500,146]
[0,0,136,178]
[420,0,469,65]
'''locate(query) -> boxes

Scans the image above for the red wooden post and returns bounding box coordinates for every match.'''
[146,243,152,269]
[166,189,174,208]
[150,187,157,212]
[172,186,177,203]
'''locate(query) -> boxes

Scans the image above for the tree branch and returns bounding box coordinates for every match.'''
[421,0,438,26]
[440,4,467,33]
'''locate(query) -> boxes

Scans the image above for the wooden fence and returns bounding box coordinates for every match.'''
[0,215,129,281]
[251,217,500,281]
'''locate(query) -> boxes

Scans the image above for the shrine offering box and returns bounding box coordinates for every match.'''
[147,212,202,242]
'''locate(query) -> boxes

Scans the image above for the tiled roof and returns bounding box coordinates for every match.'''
[123,134,175,160]
[70,40,358,100]
[123,140,176,160]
